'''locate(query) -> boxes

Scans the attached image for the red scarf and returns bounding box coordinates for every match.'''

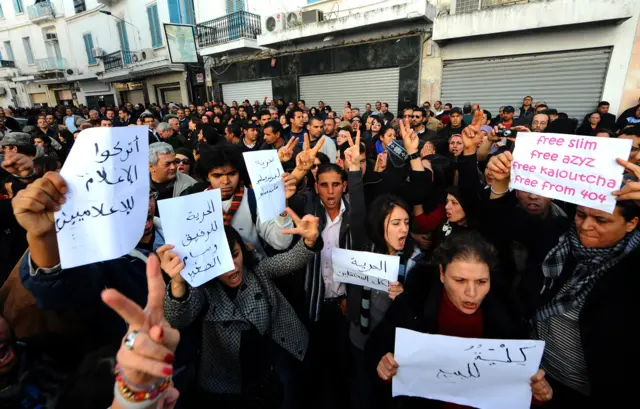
[221,185,244,226]
[438,288,484,409]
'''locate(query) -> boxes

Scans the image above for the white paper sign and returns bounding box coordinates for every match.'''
[54,127,149,268]
[510,132,631,213]
[158,189,234,287]
[331,248,399,292]
[243,150,286,222]
[393,329,545,409]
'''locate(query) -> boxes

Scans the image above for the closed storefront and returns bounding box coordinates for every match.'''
[82,80,116,108]
[30,93,49,106]
[441,48,612,118]
[221,80,273,106]
[300,68,400,115]
[116,82,146,105]
[161,88,182,104]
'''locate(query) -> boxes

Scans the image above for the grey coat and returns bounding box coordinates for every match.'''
[172,171,197,197]
[164,239,318,394]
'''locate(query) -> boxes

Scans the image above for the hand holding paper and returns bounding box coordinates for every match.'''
[392,329,545,409]
[243,150,286,222]
[53,126,149,268]
[158,189,234,287]
[331,248,399,292]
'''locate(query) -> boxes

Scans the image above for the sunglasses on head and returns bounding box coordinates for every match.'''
[174,158,191,165]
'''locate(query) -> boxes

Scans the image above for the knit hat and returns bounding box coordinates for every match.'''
[0,132,31,147]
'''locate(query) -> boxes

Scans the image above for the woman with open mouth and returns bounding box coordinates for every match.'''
[367,231,553,408]
[159,208,321,408]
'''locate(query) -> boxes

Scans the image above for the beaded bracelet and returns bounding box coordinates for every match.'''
[114,364,165,392]
[490,186,509,196]
[115,374,171,402]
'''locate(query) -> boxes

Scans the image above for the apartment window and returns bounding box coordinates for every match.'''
[168,0,195,25]
[74,0,87,14]
[226,0,245,13]
[0,4,5,19]
[147,4,163,48]
[13,0,24,14]
[3,41,14,60]
[83,33,96,65]
[22,37,34,65]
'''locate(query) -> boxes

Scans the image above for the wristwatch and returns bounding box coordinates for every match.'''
[406,152,420,161]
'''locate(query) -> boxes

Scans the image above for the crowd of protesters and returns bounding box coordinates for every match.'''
[0,92,638,409]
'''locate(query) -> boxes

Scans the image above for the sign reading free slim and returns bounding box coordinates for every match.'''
[510,133,632,214]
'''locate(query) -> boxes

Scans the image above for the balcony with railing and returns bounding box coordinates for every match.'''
[35,57,64,72]
[0,60,16,68]
[197,11,261,50]
[28,1,56,22]
[103,50,136,73]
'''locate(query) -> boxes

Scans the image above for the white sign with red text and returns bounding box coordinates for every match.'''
[510,132,631,213]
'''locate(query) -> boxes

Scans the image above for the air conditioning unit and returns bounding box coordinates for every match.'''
[263,13,285,34]
[92,47,105,58]
[45,33,58,41]
[140,48,156,61]
[284,10,303,29]
[65,68,80,76]
[302,10,323,24]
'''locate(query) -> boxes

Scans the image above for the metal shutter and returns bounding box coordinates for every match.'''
[162,88,182,104]
[222,79,273,106]
[30,93,48,104]
[300,68,400,116]
[441,48,612,119]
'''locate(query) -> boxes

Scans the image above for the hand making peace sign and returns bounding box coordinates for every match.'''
[344,127,362,172]
[295,132,326,173]
[101,255,180,387]
[280,207,320,247]
[398,118,419,155]
[461,109,486,155]
[278,136,298,163]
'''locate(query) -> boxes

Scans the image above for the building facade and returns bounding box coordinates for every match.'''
[0,0,197,108]
[0,0,638,118]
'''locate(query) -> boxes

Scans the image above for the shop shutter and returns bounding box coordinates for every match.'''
[30,93,48,104]
[300,67,400,117]
[441,48,612,119]
[221,79,273,106]
[162,88,182,104]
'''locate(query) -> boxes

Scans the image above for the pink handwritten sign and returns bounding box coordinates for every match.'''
[510,133,632,213]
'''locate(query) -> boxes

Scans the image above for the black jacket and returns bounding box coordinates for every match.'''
[366,273,525,409]
[517,233,635,404]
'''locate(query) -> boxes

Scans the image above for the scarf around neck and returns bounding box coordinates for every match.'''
[536,226,640,321]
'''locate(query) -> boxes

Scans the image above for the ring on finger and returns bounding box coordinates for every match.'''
[123,330,139,350]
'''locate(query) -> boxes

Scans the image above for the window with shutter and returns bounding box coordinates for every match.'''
[22,37,34,65]
[147,4,163,47]
[83,33,96,65]
[168,0,181,24]
[13,0,23,14]
[3,42,14,61]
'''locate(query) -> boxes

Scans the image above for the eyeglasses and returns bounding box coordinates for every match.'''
[174,158,191,165]
[412,115,423,118]
[311,163,319,169]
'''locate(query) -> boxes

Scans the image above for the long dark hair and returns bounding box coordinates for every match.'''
[224,225,257,270]
[366,194,415,256]
[432,230,498,274]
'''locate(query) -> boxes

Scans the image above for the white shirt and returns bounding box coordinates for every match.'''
[320,200,347,298]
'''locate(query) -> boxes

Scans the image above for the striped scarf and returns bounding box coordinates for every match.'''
[207,185,244,226]
[536,226,640,321]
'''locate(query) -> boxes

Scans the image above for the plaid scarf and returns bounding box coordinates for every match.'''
[207,185,244,226]
[536,226,640,321]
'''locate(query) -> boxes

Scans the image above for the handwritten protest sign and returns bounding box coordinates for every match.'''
[55,127,149,268]
[510,132,631,213]
[393,329,545,409]
[158,189,234,287]
[331,248,399,292]
[243,150,285,222]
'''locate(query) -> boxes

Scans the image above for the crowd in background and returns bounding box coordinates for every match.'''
[0,92,638,409]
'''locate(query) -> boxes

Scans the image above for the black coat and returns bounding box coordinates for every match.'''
[517,236,635,405]
[365,272,526,409]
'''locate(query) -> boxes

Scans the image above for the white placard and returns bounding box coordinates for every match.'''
[393,329,545,409]
[54,127,149,268]
[510,132,631,213]
[331,248,399,292]
[243,150,286,222]
[158,189,234,287]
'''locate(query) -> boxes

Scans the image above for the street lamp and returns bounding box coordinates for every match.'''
[99,10,142,52]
